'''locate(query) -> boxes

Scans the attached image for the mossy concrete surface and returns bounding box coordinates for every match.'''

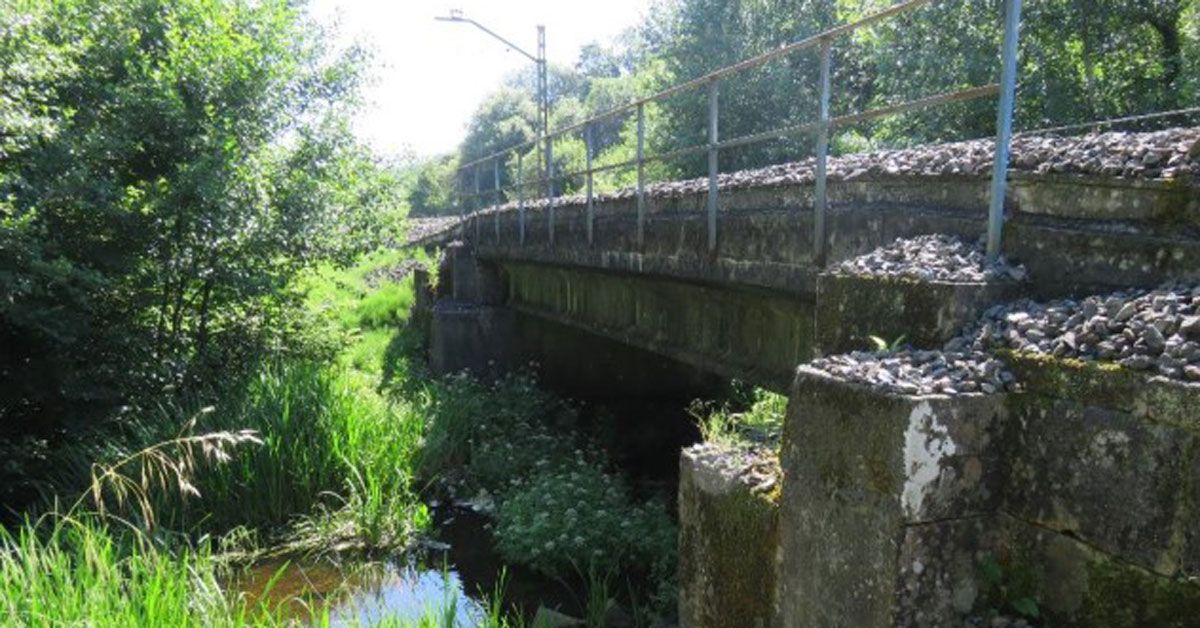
[815,274,1021,356]
[990,513,1200,627]
[677,444,780,628]
[1002,394,1196,575]
[502,261,814,392]
[778,367,1005,627]
[774,359,1200,627]
[1010,172,1200,227]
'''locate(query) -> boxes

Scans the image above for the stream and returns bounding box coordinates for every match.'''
[232,396,705,626]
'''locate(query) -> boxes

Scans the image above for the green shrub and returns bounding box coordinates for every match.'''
[494,455,676,580]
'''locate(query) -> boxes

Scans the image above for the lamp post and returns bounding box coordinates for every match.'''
[436,10,550,199]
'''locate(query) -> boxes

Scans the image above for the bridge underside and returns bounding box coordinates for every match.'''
[502,261,812,393]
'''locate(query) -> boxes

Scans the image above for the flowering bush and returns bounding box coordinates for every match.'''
[493,455,676,580]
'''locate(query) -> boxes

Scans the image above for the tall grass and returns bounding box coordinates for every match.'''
[0,248,449,624]
[0,519,243,627]
[40,363,429,550]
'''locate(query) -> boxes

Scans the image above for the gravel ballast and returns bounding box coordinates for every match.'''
[951,282,1200,381]
[832,234,1027,283]
[405,215,462,245]
[810,349,1016,396]
[510,128,1198,209]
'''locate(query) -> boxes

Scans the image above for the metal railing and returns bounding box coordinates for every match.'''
[451,0,1023,264]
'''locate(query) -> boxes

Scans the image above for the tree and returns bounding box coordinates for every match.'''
[0,0,403,449]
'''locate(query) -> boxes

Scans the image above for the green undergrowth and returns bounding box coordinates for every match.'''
[693,383,787,451]
[5,242,679,624]
[416,372,680,620]
[2,248,447,625]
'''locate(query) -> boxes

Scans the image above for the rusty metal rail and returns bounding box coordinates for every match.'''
[451,0,1023,262]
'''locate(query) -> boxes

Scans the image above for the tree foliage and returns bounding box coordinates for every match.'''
[0,0,403,452]
[442,0,1198,202]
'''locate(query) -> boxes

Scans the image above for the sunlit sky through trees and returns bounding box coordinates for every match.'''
[309,0,651,159]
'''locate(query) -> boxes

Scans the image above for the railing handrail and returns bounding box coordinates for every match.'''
[455,0,935,173]
[450,0,1025,263]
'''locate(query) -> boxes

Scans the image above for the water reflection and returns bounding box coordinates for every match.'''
[235,558,485,626]
[326,564,485,627]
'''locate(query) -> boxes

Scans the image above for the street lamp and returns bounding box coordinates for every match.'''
[436,10,550,199]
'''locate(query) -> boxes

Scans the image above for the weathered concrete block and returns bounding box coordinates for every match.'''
[1005,220,1200,297]
[678,444,779,628]
[892,518,993,627]
[447,243,505,305]
[779,367,1006,627]
[1006,354,1200,431]
[1001,355,1200,576]
[1003,395,1194,575]
[989,513,1200,627]
[428,301,514,378]
[815,273,1021,355]
[411,267,435,343]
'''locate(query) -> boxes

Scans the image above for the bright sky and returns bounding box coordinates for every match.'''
[307,0,652,159]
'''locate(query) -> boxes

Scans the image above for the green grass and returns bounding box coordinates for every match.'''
[0,518,249,627]
[693,384,787,450]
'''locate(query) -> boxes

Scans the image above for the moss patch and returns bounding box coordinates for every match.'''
[1078,560,1200,628]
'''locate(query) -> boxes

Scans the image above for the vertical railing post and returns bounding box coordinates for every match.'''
[706,80,719,253]
[636,103,646,249]
[813,38,832,267]
[473,164,481,244]
[518,152,526,246]
[546,135,555,246]
[987,0,1022,262]
[493,157,501,243]
[457,169,466,239]
[585,124,594,245]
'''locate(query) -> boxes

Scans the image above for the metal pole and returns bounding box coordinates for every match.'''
[473,164,481,244]
[538,26,549,176]
[585,124,594,245]
[813,39,833,267]
[707,80,719,252]
[518,152,526,246]
[493,157,501,243]
[547,135,555,245]
[458,175,466,238]
[987,0,1021,261]
[636,103,646,248]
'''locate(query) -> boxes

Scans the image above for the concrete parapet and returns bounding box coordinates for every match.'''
[815,274,1021,355]
[678,444,780,628]
[1010,173,1200,227]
